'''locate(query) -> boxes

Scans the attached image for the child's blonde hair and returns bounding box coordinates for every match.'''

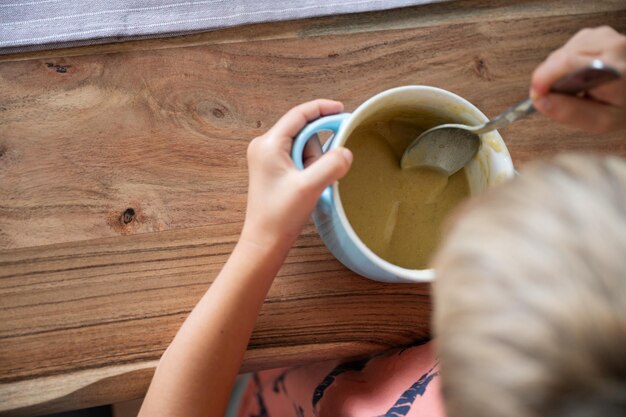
[433,154,626,417]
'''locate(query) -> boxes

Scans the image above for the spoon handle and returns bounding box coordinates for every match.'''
[472,97,534,135]
[472,59,622,135]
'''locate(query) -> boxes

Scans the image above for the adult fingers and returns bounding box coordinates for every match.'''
[587,79,625,106]
[531,26,625,98]
[565,26,622,52]
[531,48,592,97]
[534,92,624,133]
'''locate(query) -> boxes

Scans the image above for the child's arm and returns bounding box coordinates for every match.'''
[138,99,353,417]
[531,26,626,133]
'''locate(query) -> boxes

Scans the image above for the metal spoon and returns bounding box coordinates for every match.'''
[401,59,622,175]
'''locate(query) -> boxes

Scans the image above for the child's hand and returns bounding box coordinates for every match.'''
[241,99,353,250]
[531,26,626,133]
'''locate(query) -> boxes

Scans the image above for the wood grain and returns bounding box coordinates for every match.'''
[0,223,431,415]
[1,5,624,250]
[1,0,625,415]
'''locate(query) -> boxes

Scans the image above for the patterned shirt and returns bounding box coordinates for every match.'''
[236,341,443,417]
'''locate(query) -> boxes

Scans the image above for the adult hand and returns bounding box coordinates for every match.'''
[531,26,626,133]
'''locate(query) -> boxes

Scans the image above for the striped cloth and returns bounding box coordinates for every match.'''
[0,0,444,53]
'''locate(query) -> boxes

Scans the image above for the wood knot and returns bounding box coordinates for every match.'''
[0,144,18,169]
[328,53,339,58]
[107,205,145,234]
[194,101,231,130]
[121,208,135,224]
[212,108,225,118]
[473,57,491,80]
[255,120,262,128]
[45,62,71,74]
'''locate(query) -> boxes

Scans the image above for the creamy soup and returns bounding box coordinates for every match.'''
[339,111,470,269]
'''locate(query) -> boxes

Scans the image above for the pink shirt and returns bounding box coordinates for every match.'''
[237,341,444,417]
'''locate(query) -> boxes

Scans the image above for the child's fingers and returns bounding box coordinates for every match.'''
[303,134,323,169]
[300,147,353,192]
[269,99,344,141]
[531,49,592,97]
[534,93,624,133]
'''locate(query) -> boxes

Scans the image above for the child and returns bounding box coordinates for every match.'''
[433,154,626,417]
[138,26,626,417]
[231,154,626,417]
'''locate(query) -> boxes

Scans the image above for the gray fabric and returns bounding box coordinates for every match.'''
[0,0,444,54]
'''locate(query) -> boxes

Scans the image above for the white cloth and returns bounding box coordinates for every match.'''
[0,0,445,53]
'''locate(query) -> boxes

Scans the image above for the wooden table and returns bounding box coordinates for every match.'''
[1,1,625,415]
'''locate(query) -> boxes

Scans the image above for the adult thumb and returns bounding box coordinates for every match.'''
[534,93,623,133]
[301,147,353,191]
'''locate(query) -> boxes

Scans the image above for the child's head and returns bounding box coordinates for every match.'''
[433,154,626,417]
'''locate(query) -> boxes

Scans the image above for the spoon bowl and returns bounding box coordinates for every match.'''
[401,60,621,175]
[400,123,480,176]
